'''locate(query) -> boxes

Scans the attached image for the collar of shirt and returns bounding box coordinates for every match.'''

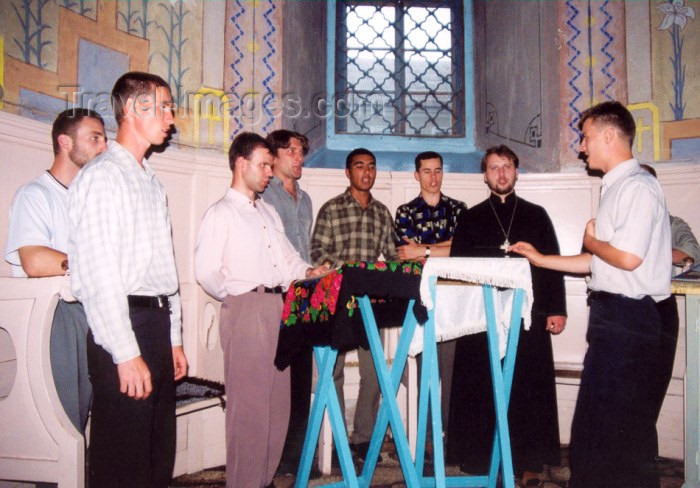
[342,187,376,209]
[488,191,517,207]
[412,193,448,210]
[601,158,638,194]
[268,175,301,196]
[106,140,158,182]
[226,187,259,209]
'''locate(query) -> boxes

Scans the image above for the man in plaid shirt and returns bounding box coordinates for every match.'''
[311,148,398,462]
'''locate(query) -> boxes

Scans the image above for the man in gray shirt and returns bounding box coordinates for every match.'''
[261,129,315,477]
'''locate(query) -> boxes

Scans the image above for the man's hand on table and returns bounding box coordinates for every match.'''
[306,264,331,278]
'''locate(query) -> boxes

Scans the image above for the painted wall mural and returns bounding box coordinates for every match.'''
[0,1,697,164]
[0,0,279,152]
[559,0,699,166]
[558,0,627,166]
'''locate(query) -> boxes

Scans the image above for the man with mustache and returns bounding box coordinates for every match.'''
[447,145,567,488]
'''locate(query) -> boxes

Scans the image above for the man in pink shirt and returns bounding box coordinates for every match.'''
[194,132,326,488]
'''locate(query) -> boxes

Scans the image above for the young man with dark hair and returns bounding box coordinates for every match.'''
[396,151,467,259]
[512,101,671,487]
[68,71,187,488]
[5,108,106,437]
[447,144,566,487]
[311,147,398,461]
[195,132,326,488]
[261,129,317,478]
[394,151,467,440]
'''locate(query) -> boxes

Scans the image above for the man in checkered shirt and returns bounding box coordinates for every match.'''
[310,147,398,462]
[68,72,187,488]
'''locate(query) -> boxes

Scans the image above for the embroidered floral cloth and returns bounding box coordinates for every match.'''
[274,261,427,369]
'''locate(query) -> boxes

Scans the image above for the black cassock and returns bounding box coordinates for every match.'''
[446,192,567,475]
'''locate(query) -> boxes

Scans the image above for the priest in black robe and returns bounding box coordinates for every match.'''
[446,145,567,485]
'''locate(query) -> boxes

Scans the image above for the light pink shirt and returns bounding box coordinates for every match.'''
[195,188,311,300]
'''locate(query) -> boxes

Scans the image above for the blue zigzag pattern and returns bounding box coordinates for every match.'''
[229,1,245,134]
[598,1,616,101]
[566,1,583,153]
[261,0,277,133]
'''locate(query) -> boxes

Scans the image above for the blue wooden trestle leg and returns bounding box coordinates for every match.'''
[295,345,359,488]
[420,283,525,488]
[357,296,421,487]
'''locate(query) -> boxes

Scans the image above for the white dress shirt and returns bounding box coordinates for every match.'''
[589,159,672,301]
[194,188,310,300]
[68,141,182,363]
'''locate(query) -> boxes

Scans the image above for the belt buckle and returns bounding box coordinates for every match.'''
[157,295,168,310]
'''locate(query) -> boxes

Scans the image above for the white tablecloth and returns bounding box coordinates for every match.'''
[409,257,533,357]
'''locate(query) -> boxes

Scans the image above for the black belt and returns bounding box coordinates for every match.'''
[251,285,285,294]
[128,295,171,311]
[587,290,616,300]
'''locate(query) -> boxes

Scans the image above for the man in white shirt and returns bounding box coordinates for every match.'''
[5,108,106,435]
[68,72,188,488]
[511,101,671,488]
[195,132,326,488]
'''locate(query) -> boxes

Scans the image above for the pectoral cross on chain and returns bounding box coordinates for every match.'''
[500,238,510,257]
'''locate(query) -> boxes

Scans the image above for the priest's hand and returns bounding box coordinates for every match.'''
[508,241,544,266]
[545,315,566,335]
[398,236,424,261]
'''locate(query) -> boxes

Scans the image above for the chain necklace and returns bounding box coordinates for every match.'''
[488,195,518,256]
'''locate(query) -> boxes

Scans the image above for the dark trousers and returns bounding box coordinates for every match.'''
[86,306,175,488]
[279,346,313,470]
[569,292,662,488]
[648,295,679,459]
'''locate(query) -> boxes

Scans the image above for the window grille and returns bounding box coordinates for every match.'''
[335,0,465,137]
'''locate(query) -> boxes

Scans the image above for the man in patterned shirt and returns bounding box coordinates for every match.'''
[394,151,467,440]
[310,147,398,461]
[68,72,187,488]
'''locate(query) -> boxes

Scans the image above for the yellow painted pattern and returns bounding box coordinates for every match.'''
[628,102,661,161]
[193,87,231,152]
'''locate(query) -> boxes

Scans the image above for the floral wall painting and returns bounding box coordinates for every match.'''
[117,0,154,39]
[657,0,695,120]
[652,0,699,122]
[7,0,57,71]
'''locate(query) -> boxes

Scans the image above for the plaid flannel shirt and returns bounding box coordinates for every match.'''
[311,188,398,267]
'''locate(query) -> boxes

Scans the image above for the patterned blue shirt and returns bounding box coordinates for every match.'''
[394,193,468,246]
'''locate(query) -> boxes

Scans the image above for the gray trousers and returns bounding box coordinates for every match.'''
[50,300,92,433]
[333,341,382,445]
[220,291,290,488]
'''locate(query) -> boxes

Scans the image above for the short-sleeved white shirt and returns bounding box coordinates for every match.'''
[5,171,69,277]
[589,159,672,301]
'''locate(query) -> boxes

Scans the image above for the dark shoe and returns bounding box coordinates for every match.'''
[350,442,370,463]
[350,441,384,464]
